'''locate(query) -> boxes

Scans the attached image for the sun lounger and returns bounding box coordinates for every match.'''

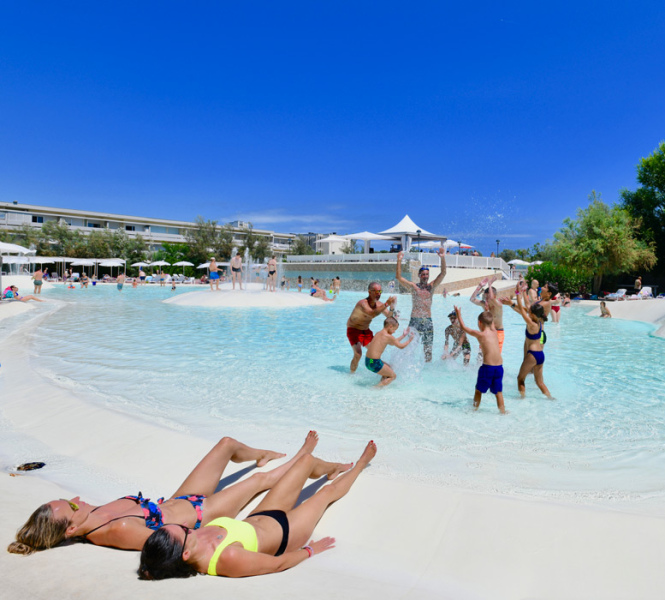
[639,286,653,299]
[605,288,627,301]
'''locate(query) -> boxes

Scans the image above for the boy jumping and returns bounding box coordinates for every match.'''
[365,316,414,387]
[454,306,506,414]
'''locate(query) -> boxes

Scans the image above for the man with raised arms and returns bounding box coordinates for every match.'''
[395,248,446,362]
[346,282,397,373]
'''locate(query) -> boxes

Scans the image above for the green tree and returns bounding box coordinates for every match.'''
[525,262,591,295]
[340,240,358,254]
[289,235,314,255]
[184,216,220,266]
[239,226,258,257]
[499,248,517,262]
[553,192,657,293]
[152,242,190,275]
[41,220,81,256]
[253,236,271,262]
[212,226,235,261]
[620,141,665,268]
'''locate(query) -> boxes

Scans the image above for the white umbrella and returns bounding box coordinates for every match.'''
[28,256,56,264]
[150,260,171,266]
[131,261,151,267]
[69,259,97,266]
[0,241,31,254]
[197,262,211,269]
[508,259,530,265]
[341,231,393,253]
[2,256,29,264]
[173,261,194,267]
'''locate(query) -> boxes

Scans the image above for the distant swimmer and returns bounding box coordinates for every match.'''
[209,257,221,291]
[453,306,506,414]
[117,273,126,291]
[267,255,277,292]
[346,282,397,373]
[395,248,446,362]
[600,301,612,318]
[442,310,471,365]
[332,276,341,296]
[364,316,414,387]
[230,253,243,290]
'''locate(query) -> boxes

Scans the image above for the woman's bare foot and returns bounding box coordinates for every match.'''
[301,430,319,455]
[255,450,287,468]
[310,458,354,480]
[355,441,377,469]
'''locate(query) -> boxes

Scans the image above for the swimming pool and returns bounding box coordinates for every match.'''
[2,284,665,514]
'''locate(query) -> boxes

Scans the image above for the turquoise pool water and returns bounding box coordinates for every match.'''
[3,284,665,513]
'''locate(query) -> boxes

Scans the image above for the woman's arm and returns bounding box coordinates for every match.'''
[217,538,335,577]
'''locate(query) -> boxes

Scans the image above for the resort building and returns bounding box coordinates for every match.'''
[0,201,296,254]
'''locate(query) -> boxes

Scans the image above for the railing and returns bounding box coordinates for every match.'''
[286,252,509,272]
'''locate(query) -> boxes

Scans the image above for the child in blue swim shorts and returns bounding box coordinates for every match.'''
[452,306,506,414]
[364,316,414,387]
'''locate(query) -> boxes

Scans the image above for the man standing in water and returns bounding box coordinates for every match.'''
[209,257,221,291]
[267,255,277,292]
[230,252,243,290]
[395,248,446,362]
[346,282,397,373]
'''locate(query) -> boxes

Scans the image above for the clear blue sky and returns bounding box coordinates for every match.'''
[2,2,664,254]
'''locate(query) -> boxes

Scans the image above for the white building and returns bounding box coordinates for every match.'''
[0,201,295,254]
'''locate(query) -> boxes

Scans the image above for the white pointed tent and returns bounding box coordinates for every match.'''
[379,215,447,251]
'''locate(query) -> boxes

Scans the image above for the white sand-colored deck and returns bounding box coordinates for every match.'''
[579,298,665,337]
[2,278,665,599]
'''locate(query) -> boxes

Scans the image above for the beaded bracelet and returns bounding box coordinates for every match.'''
[303,545,314,558]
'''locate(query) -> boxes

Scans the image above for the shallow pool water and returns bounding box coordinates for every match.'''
[3,284,665,513]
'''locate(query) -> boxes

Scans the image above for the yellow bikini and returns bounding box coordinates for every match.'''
[205,517,258,576]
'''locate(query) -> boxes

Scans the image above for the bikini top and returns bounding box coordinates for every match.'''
[525,323,542,340]
[81,493,164,540]
[205,517,259,576]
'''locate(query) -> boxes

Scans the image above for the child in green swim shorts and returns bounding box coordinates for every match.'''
[364,316,414,387]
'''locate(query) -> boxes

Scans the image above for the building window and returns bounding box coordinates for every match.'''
[32,215,44,224]
[125,225,136,231]
[87,222,101,228]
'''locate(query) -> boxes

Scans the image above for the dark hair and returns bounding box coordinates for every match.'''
[447,311,457,319]
[138,528,199,580]
[478,311,493,326]
[530,302,548,322]
[544,282,559,296]
[368,281,381,291]
[418,267,429,273]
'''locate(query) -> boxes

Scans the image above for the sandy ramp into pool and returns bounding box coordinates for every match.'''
[164,283,332,308]
[1,304,665,599]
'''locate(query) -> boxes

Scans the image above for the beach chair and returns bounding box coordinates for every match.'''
[605,288,627,301]
[638,286,653,299]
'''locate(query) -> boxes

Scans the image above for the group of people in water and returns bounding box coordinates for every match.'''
[8,432,376,580]
[346,252,561,413]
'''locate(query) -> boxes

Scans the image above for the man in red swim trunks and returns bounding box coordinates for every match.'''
[346,282,397,373]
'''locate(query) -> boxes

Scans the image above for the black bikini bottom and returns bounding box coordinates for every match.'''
[249,509,290,556]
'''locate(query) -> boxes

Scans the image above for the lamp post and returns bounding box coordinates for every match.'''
[496,239,500,256]
[416,229,421,253]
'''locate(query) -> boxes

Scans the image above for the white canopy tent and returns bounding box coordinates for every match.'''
[379,215,447,251]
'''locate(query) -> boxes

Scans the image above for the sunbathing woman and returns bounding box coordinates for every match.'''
[138,435,376,579]
[8,436,297,555]
[511,291,552,399]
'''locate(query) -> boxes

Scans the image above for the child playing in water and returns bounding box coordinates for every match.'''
[364,316,414,387]
[513,290,552,399]
[600,301,612,318]
[453,306,505,414]
[442,311,471,365]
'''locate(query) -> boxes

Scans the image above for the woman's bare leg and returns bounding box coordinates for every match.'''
[200,432,319,522]
[285,441,377,550]
[251,442,353,515]
[172,437,286,498]
[533,365,552,398]
[517,355,537,398]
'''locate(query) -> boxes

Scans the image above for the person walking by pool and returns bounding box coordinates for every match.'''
[139,269,146,285]
[600,301,612,318]
[441,311,471,365]
[346,282,397,373]
[138,435,376,580]
[267,256,277,292]
[8,436,289,556]
[453,306,506,414]
[230,252,243,290]
[513,289,552,399]
[395,248,446,362]
[332,276,341,296]
[117,272,125,291]
[32,268,43,294]
[80,273,89,289]
[209,257,221,291]
[634,276,642,294]
[365,316,414,386]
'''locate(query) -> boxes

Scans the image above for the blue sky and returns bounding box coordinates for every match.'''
[1,1,664,254]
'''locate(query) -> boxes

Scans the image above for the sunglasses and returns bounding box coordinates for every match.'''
[168,523,190,560]
[61,499,79,512]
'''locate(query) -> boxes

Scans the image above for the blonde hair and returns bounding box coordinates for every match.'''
[7,504,68,555]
